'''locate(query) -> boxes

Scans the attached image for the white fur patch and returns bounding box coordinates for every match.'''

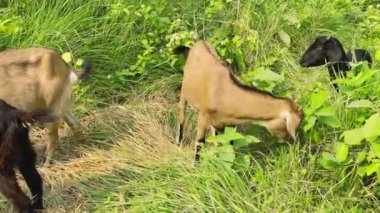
[69,71,78,84]
[282,111,292,129]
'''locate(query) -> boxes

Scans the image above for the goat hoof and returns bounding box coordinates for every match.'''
[42,157,53,167]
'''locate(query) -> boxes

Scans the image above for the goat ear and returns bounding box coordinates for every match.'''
[285,112,301,141]
[326,36,331,40]
[297,106,304,120]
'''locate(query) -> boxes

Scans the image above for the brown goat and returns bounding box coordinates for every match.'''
[174,41,303,162]
[0,47,91,166]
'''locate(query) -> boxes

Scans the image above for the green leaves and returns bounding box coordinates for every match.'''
[314,107,335,116]
[318,116,341,128]
[218,145,235,166]
[334,142,349,163]
[307,91,329,115]
[361,113,380,139]
[252,67,285,82]
[0,18,22,34]
[320,152,339,169]
[205,127,259,170]
[302,91,341,132]
[347,100,374,108]
[342,113,380,145]
[232,155,251,170]
[303,116,317,132]
[357,163,380,177]
[332,68,376,87]
[342,128,363,145]
[375,49,380,61]
[320,142,349,169]
[329,113,380,183]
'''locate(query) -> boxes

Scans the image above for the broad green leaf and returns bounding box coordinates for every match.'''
[319,116,341,128]
[354,69,376,86]
[245,135,260,143]
[357,163,380,177]
[375,50,380,61]
[315,107,335,116]
[233,135,260,149]
[206,135,229,144]
[254,68,285,82]
[362,113,380,138]
[232,154,251,170]
[342,128,364,145]
[334,142,348,163]
[62,52,72,63]
[371,141,380,158]
[347,100,374,108]
[356,151,367,164]
[320,152,339,169]
[233,138,250,149]
[303,116,317,132]
[218,145,236,166]
[332,78,353,86]
[308,91,329,114]
[278,30,291,47]
[225,127,237,136]
[224,127,245,142]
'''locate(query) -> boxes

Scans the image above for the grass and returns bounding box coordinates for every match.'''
[0,0,380,212]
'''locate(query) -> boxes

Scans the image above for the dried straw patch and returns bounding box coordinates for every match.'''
[1,94,197,212]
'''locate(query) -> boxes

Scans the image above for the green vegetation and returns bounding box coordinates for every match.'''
[1,0,380,212]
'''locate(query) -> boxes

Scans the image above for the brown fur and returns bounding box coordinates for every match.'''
[0,47,90,166]
[175,41,303,162]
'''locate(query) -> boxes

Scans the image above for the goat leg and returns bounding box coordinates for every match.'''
[194,113,208,163]
[176,92,187,146]
[17,153,43,211]
[64,111,86,143]
[43,121,61,166]
[0,169,31,213]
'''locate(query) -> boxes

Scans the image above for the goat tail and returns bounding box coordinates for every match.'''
[173,46,190,56]
[75,62,92,80]
[70,62,92,83]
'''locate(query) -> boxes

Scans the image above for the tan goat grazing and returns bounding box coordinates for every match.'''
[0,47,91,166]
[174,41,303,162]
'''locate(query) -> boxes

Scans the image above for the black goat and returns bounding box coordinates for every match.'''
[0,100,55,212]
[300,36,373,89]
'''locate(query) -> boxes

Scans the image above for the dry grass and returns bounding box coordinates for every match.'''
[0,90,198,212]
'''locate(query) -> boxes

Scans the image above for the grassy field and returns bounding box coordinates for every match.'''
[1,0,380,212]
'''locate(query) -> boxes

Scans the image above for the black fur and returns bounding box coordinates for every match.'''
[173,45,190,56]
[300,36,373,89]
[0,100,55,212]
[78,62,92,80]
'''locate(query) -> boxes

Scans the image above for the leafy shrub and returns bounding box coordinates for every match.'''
[320,64,380,193]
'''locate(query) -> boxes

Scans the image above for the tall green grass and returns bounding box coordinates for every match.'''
[81,145,379,212]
